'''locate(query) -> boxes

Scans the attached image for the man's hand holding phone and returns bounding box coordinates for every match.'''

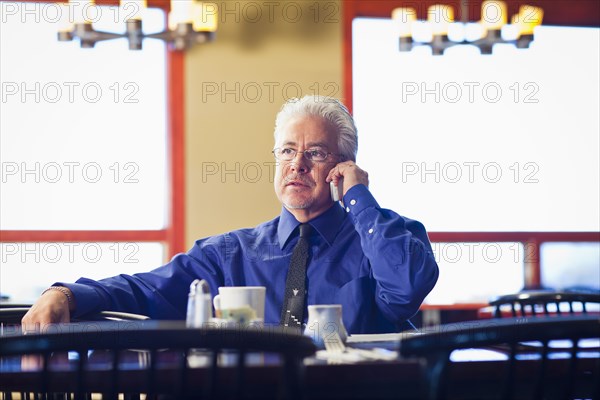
[326,161,369,204]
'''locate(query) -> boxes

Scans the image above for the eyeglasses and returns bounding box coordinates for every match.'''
[272,147,340,162]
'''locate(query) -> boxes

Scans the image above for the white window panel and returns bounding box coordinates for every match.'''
[352,19,599,232]
[0,241,165,303]
[541,242,600,291]
[0,2,168,230]
[424,242,524,304]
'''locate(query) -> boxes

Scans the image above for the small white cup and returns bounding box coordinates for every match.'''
[213,286,266,322]
[304,304,348,348]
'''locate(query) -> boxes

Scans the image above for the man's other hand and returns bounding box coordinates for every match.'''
[21,288,72,332]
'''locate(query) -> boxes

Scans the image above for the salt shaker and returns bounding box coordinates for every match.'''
[186,279,212,328]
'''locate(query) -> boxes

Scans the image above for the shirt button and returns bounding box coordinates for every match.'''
[350,199,357,206]
[368,228,374,234]
[346,207,350,212]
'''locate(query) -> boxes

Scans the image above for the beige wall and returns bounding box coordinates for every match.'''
[184,1,343,247]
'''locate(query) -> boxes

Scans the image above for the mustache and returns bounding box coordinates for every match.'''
[282,174,315,187]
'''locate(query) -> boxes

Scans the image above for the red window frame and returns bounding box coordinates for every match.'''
[0,0,185,258]
[343,0,600,292]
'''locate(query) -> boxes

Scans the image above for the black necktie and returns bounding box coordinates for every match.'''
[280,223,312,328]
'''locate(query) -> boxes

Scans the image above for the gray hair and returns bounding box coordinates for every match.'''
[273,95,358,162]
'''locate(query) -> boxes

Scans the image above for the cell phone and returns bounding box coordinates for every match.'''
[330,181,340,202]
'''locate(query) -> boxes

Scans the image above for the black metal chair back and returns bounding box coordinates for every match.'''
[0,305,151,326]
[0,318,316,400]
[400,316,600,400]
[489,291,600,318]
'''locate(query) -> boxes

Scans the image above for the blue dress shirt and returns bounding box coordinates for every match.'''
[61,185,438,334]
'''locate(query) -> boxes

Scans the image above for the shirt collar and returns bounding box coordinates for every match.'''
[277,203,346,249]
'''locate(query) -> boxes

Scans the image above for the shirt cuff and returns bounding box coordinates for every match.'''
[342,184,380,215]
[54,281,106,318]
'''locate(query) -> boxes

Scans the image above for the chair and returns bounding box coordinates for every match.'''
[400,316,600,400]
[489,290,600,318]
[0,306,150,400]
[0,305,150,325]
[0,319,317,400]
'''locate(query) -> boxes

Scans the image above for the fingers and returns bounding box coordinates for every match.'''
[21,290,71,333]
[326,161,353,183]
[326,161,369,193]
[21,311,38,334]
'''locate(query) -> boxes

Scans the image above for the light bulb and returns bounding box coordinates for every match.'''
[169,0,194,30]
[192,1,218,32]
[481,1,507,30]
[428,5,454,36]
[392,7,417,38]
[517,5,543,35]
[120,0,147,21]
[73,0,95,24]
[57,2,74,32]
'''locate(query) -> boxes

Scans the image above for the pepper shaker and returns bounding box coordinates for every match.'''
[186,279,212,328]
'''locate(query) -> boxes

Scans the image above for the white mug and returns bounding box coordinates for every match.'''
[304,304,348,348]
[213,286,266,322]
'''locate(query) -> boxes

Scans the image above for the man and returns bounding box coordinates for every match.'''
[23,96,439,334]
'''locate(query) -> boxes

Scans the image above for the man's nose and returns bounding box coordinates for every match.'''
[289,152,309,174]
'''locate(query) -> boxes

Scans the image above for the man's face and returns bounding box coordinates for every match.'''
[274,115,339,222]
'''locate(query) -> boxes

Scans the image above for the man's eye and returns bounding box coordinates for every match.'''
[308,149,325,158]
[281,148,295,155]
